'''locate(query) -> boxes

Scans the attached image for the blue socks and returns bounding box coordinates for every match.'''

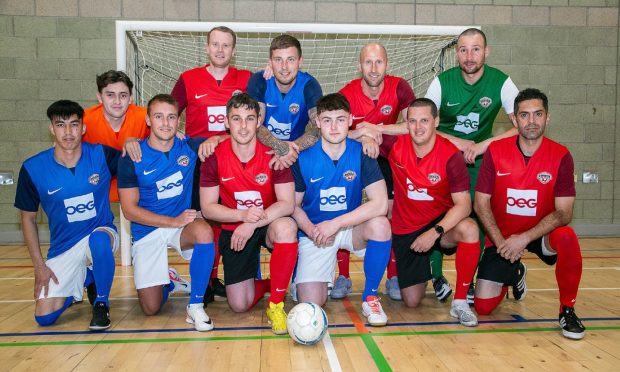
[88,230,115,307]
[161,281,174,307]
[362,239,391,301]
[35,296,73,326]
[189,243,215,305]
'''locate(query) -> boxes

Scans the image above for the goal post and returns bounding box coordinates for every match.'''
[116,20,474,265]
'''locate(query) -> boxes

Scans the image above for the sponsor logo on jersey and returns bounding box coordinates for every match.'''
[380,105,393,115]
[64,192,96,222]
[428,173,441,184]
[454,112,480,135]
[479,97,492,108]
[234,190,264,209]
[207,106,226,132]
[232,89,243,96]
[506,188,537,217]
[156,171,184,200]
[320,187,347,212]
[177,155,190,167]
[406,178,433,201]
[537,172,552,185]
[289,103,300,114]
[343,170,357,182]
[266,117,292,140]
[255,173,268,185]
[88,173,99,186]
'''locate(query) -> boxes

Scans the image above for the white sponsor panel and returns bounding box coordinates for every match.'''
[406,178,433,201]
[64,192,97,222]
[267,117,292,140]
[207,106,226,131]
[235,190,264,210]
[454,112,479,135]
[156,171,184,200]
[319,187,347,212]
[506,188,537,217]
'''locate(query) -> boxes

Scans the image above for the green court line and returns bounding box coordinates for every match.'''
[360,334,393,372]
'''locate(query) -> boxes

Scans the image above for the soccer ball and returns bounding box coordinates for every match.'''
[286,302,328,345]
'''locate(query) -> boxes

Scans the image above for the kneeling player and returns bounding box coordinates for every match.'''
[200,93,298,335]
[118,94,215,332]
[292,93,391,326]
[15,100,119,330]
[474,88,585,340]
[384,98,480,327]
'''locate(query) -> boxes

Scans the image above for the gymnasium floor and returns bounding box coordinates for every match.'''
[0,238,618,371]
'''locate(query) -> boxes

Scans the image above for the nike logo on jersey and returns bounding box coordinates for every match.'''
[47,187,62,195]
[447,102,460,107]
[275,288,286,292]
[143,169,157,175]
[352,115,365,120]
[394,162,405,169]
[221,177,235,182]
[195,93,208,99]
[266,103,278,108]
[496,171,511,176]
[310,177,324,183]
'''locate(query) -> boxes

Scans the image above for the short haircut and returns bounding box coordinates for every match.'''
[226,93,260,117]
[270,34,302,58]
[514,88,549,113]
[408,98,438,118]
[47,100,84,121]
[147,94,179,115]
[96,70,133,93]
[359,43,388,63]
[316,93,351,116]
[458,28,487,48]
[207,26,237,48]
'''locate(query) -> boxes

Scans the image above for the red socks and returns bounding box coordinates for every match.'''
[250,279,270,309]
[386,248,397,279]
[454,241,480,300]
[268,242,298,304]
[474,286,508,315]
[336,249,350,278]
[549,226,582,310]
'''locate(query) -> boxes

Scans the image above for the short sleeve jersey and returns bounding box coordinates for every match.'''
[171,65,252,137]
[14,143,116,259]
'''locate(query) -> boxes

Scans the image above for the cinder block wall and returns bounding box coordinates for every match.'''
[0,0,618,241]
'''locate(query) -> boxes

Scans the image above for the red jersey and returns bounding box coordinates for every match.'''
[172,65,251,138]
[339,75,415,129]
[389,135,469,234]
[479,136,573,247]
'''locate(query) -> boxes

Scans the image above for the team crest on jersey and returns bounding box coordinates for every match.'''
[289,103,300,114]
[232,89,243,96]
[479,97,492,108]
[427,173,441,184]
[88,173,99,186]
[255,173,268,185]
[177,155,190,167]
[343,170,357,182]
[380,105,393,115]
[537,172,552,184]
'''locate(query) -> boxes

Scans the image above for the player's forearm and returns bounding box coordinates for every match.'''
[332,197,387,231]
[201,203,244,224]
[120,203,179,228]
[292,205,315,236]
[437,196,471,233]
[257,125,290,156]
[474,193,505,246]
[377,123,408,136]
[21,212,45,269]
[522,209,571,243]
[257,201,295,227]
[293,122,320,151]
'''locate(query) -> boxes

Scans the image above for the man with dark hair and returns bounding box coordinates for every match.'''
[117,94,216,332]
[291,93,391,326]
[382,98,480,327]
[15,100,120,330]
[474,88,585,340]
[200,93,298,335]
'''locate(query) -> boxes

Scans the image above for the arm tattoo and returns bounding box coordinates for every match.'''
[293,108,320,151]
[257,125,289,156]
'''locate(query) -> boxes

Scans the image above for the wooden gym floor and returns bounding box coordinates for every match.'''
[0,237,618,371]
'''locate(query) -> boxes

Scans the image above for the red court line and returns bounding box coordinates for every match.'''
[342,298,368,334]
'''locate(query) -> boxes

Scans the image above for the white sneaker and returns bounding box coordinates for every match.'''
[169,267,191,294]
[362,295,388,326]
[186,304,214,332]
[450,299,478,327]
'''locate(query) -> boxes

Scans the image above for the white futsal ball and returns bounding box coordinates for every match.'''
[287,302,328,345]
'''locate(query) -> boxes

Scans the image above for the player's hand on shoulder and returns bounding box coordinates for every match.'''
[242,206,267,223]
[463,142,486,164]
[122,136,142,162]
[231,223,256,251]
[452,137,476,156]
[173,209,198,228]
[175,131,186,140]
[269,142,299,170]
[262,64,274,79]
[355,123,383,144]
[410,229,439,253]
[361,136,380,159]
[197,136,221,162]
[33,264,59,299]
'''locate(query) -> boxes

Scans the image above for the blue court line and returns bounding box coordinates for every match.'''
[2,315,618,338]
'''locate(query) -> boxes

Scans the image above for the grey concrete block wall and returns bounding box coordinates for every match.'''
[0,0,619,240]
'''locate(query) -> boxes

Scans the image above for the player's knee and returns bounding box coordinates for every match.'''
[89,230,112,253]
[365,216,391,241]
[474,296,499,315]
[402,293,423,308]
[193,224,214,244]
[140,302,162,316]
[549,226,579,253]
[454,218,479,243]
[228,300,250,313]
[34,312,62,327]
[270,217,297,242]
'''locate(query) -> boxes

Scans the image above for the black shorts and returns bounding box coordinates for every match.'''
[219,226,269,285]
[392,216,455,289]
[377,156,394,200]
[190,160,201,210]
[477,238,557,285]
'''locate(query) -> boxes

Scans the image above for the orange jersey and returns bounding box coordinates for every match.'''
[83,103,149,201]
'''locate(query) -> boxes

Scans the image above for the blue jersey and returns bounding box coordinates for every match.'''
[117,137,198,241]
[15,143,116,259]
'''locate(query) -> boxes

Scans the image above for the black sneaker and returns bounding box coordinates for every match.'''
[211,278,227,298]
[86,282,97,305]
[203,285,215,306]
[89,302,111,331]
[559,306,585,340]
[432,276,452,302]
[512,262,527,301]
[466,282,475,305]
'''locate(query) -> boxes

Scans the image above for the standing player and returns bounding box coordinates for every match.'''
[334,43,416,301]
[200,94,298,335]
[247,34,323,170]
[171,26,252,301]
[292,93,391,326]
[384,98,480,327]
[474,88,585,340]
[117,94,216,332]
[15,100,118,330]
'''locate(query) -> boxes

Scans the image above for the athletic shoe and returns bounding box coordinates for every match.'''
[186,304,214,332]
[211,278,227,298]
[330,275,352,299]
[362,295,388,326]
[466,282,475,305]
[513,262,527,301]
[385,277,402,301]
[290,283,298,302]
[559,306,585,340]
[168,267,191,294]
[432,276,453,302]
[450,299,478,327]
[266,301,288,335]
[89,302,111,331]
